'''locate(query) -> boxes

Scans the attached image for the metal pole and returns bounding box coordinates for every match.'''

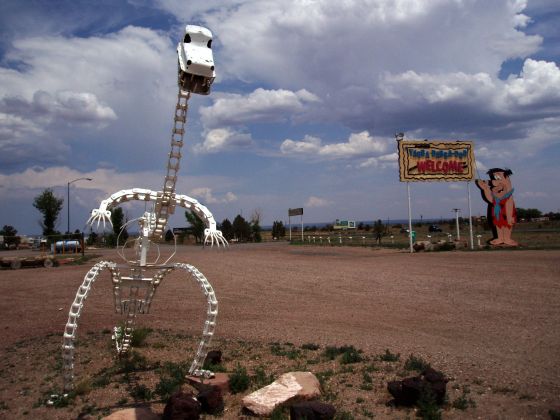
[67,177,93,234]
[289,215,292,241]
[301,214,303,242]
[407,182,413,253]
[467,182,474,249]
[67,182,70,234]
[453,208,460,240]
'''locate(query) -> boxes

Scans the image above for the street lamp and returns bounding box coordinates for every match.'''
[67,177,92,234]
[452,208,461,241]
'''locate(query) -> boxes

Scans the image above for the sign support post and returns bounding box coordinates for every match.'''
[289,216,292,241]
[407,182,413,253]
[288,208,304,242]
[467,182,474,249]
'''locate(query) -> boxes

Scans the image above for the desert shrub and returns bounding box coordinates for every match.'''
[379,349,400,362]
[117,351,148,374]
[315,370,334,388]
[92,367,113,388]
[270,406,289,419]
[73,378,92,396]
[404,354,431,371]
[252,365,273,389]
[301,343,320,351]
[203,360,227,372]
[323,346,341,360]
[154,361,189,400]
[323,345,359,361]
[417,387,442,420]
[131,327,152,347]
[340,346,363,364]
[229,364,250,394]
[452,387,476,410]
[155,377,181,401]
[130,384,152,400]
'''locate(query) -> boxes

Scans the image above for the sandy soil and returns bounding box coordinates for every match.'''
[0,243,559,418]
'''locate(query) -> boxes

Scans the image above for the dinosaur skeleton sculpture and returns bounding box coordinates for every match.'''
[61,25,226,392]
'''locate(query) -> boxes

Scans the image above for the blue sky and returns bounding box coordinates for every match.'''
[0,0,559,235]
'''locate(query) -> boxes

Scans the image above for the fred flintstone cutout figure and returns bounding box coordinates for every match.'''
[476,168,518,246]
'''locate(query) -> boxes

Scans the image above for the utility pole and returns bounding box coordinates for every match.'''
[67,177,93,234]
[452,208,461,241]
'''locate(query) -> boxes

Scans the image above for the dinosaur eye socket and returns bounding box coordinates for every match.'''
[495,175,502,180]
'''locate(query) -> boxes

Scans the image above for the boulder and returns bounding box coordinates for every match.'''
[197,384,224,415]
[242,371,321,416]
[413,241,434,252]
[388,367,447,407]
[290,401,336,419]
[204,350,222,365]
[187,372,229,393]
[103,407,159,420]
[163,391,201,420]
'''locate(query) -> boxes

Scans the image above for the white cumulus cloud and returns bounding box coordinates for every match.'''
[305,196,331,208]
[195,127,253,153]
[190,187,238,204]
[200,88,320,129]
[281,131,390,159]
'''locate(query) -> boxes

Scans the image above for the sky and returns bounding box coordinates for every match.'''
[0,0,559,235]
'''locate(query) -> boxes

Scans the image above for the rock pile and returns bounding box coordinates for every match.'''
[387,367,448,406]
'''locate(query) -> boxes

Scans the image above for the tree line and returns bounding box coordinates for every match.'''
[184,210,266,243]
[2,187,559,248]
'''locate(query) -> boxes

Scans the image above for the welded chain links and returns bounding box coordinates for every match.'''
[175,263,218,378]
[62,261,116,391]
[111,267,173,355]
[152,89,191,239]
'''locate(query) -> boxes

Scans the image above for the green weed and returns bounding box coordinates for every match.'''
[379,349,400,362]
[404,354,431,371]
[130,383,152,400]
[301,343,320,351]
[229,364,250,394]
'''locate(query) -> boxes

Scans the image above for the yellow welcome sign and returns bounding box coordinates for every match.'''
[398,141,475,182]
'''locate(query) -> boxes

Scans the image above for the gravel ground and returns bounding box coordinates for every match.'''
[0,243,559,418]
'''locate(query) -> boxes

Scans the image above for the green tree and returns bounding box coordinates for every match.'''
[251,209,262,243]
[1,225,17,236]
[186,210,205,243]
[33,188,64,236]
[0,225,20,247]
[111,207,129,242]
[272,221,286,239]
[373,219,384,244]
[220,218,234,240]
[516,207,542,220]
[86,229,98,246]
[232,214,251,242]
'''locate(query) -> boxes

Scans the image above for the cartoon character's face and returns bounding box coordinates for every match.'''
[489,171,512,198]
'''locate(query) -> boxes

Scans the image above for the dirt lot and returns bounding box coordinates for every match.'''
[0,243,559,419]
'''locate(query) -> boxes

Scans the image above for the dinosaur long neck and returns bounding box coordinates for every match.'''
[151,89,191,239]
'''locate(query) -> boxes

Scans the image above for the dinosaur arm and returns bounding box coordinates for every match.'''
[88,188,159,229]
[173,194,228,247]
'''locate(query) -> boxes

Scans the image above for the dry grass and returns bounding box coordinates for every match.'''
[0,330,490,419]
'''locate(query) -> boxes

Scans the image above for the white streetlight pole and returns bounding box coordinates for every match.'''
[67,177,92,233]
[453,208,461,241]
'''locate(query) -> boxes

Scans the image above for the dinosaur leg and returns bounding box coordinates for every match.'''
[174,263,218,378]
[62,261,115,391]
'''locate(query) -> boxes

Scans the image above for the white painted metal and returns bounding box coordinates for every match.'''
[467,182,474,250]
[62,25,225,392]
